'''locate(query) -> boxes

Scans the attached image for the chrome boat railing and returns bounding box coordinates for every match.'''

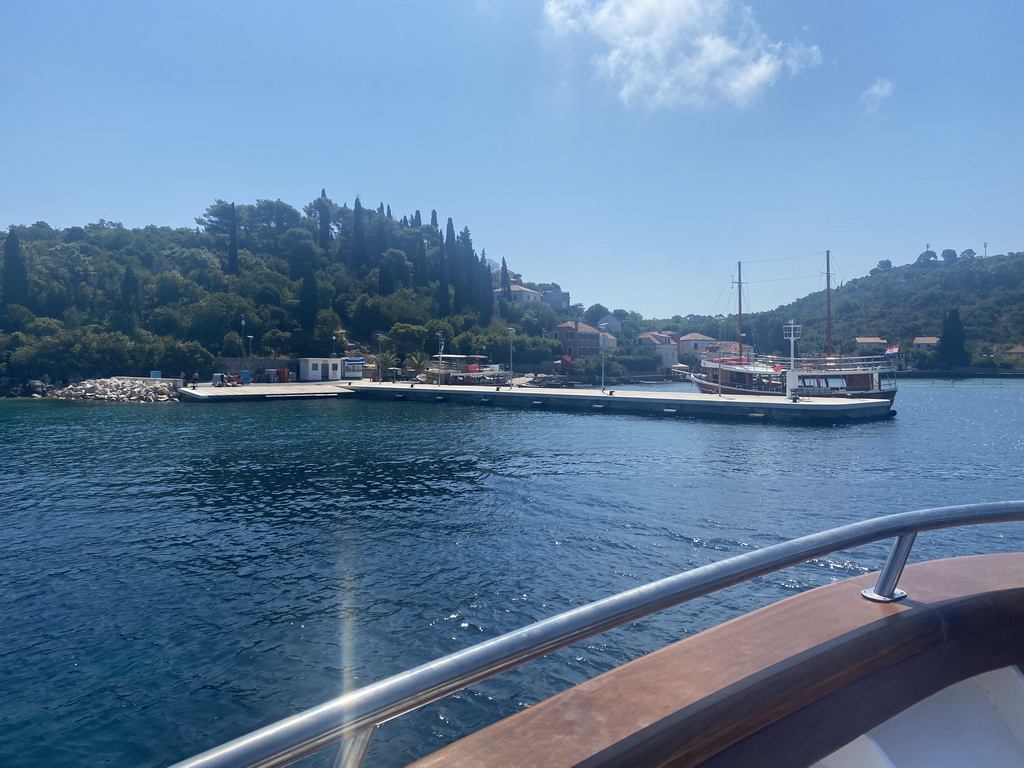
[168,501,1024,768]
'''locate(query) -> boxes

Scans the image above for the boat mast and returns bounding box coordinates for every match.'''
[825,250,832,357]
[737,262,743,360]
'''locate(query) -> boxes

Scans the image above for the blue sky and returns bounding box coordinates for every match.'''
[2,0,1020,318]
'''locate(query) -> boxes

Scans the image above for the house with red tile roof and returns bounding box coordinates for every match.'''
[552,321,601,359]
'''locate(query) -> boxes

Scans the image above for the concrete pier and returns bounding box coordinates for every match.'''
[345,381,896,424]
[176,381,354,402]
[177,379,895,423]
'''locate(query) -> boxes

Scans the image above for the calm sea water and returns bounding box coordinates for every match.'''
[2,379,1023,767]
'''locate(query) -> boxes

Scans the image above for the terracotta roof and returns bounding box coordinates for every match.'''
[555,321,600,334]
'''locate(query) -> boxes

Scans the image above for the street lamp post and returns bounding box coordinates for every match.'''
[507,327,515,389]
[331,335,336,357]
[240,315,245,352]
[599,323,609,392]
[247,335,253,358]
[436,332,444,386]
[375,334,384,383]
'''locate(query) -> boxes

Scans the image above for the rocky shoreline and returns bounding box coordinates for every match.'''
[2,377,181,403]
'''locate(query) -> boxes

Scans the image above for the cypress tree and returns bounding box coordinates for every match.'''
[299,261,319,333]
[414,237,427,285]
[430,210,438,229]
[315,189,332,253]
[435,227,450,316]
[2,229,29,306]
[445,218,460,310]
[936,309,970,368]
[351,197,366,269]
[413,210,422,227]
[500,256,512,301]
[118,263,141,331]
[457,226,476,313]
[478,253,493,324]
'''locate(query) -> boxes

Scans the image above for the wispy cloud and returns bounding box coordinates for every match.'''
[544,0,821,109]
[861,78,894,112]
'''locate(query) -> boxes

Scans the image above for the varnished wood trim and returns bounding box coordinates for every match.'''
[407,553,1024,768]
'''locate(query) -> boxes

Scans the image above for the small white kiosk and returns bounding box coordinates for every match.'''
[297,357,366,381]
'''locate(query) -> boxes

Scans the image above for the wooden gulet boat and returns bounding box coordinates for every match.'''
[690,254,898,401]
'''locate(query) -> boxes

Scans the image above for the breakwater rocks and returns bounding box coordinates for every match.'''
[50,377,181,403]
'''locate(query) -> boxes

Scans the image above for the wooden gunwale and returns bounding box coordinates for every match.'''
[407,553,1024,768]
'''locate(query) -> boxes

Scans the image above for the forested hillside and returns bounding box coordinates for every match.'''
[1,196,1021,385]
[0,191,564,383]
[717,250,1024,363]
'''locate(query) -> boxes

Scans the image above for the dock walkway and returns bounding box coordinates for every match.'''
[177,380,895,423]
[177,381,354,402]
[346,381,895,424]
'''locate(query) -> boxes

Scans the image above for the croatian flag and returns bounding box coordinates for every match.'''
[885,345,900,356]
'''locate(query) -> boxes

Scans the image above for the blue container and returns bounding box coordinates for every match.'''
[240,370,251,385]
[150,370,161,378]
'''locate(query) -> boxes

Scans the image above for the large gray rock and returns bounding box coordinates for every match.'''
[51,377,181,403]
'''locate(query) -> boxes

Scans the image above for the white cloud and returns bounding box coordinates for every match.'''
[544,0,821,109]
[861,78,894,112]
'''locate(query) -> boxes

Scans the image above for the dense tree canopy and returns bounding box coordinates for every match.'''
[0,192,558,382]
[1,198,1021,384]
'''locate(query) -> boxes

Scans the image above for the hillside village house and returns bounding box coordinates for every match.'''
[553,321,602,359]
[855,337,888,353]
[637,332,680,371]
[678,332,717,354]
[913,337,940,349]
[540,290,571,313]
[1006,345,1024,359]
[493,284,542,303]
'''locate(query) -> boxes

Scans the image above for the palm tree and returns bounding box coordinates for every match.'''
[377,350,398,381]
[405,350,430,374]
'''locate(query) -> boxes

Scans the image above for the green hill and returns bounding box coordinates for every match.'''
[1,202,1022,384]
[728,251,1024,364]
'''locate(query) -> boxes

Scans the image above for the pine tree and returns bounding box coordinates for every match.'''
[227,203,239,275]
[2,229,29,306]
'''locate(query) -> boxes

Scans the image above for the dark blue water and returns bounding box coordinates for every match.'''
[2,380,1023,767]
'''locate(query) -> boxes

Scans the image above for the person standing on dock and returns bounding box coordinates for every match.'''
[191,372,199,390]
